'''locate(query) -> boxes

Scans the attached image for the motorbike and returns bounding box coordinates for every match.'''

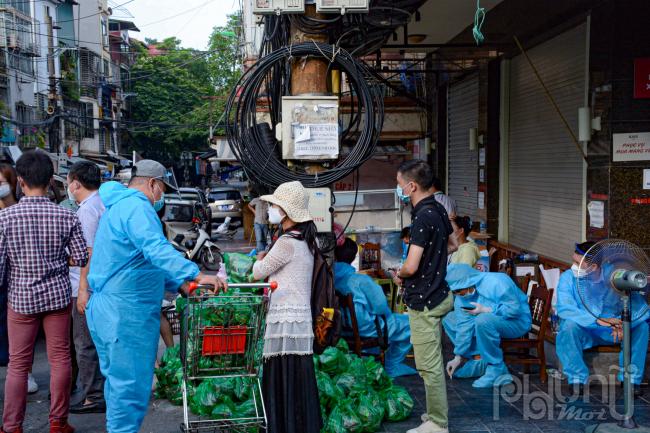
[171,217,223,271]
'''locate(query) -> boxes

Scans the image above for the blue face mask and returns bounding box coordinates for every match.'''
[153,193,165,212]
[396,185,410,204]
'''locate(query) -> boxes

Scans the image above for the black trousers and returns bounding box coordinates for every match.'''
[262,355,322,433]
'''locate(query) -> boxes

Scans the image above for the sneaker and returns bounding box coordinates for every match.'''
[27,374,38,394]
[406,420,448,433]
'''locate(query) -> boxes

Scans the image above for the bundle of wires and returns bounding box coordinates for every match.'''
[225,42,384,188]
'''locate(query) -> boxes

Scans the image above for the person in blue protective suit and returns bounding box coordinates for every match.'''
[556,241,649,397]
[86,160,225,433]
[334,238,416,377]
[443,264,531,388]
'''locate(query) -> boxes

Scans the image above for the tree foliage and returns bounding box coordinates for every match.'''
[125,13,242,164]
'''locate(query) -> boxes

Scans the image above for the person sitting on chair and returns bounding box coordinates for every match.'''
[443,264,531,388]
[556,241,649,396]
[334,238,416,377]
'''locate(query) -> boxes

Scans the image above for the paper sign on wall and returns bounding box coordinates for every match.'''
[293,124,339,158]
[613,132,650,162]
[478,191,485,210]
[644,169,650,190]
[479,148,486,166]
[587,201,605,229]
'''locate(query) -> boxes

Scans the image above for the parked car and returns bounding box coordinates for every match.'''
[178,187,212,235]
[207,187,243,230]
[161,198,199,243]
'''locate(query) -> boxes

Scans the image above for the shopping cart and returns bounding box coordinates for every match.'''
[179,281,277,433]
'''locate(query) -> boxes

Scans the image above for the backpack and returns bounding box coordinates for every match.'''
[311,247,341,354]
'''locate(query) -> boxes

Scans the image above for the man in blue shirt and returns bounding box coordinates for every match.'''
[334,238,415,377]
[556,242,649,396]
[67,161,106,414]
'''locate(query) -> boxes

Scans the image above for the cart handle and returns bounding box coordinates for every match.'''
[187,281,278,296]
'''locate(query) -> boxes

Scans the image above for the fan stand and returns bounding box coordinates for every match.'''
[585,293,650,433]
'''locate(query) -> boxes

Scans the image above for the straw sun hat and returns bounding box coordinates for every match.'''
[260,181,313,223]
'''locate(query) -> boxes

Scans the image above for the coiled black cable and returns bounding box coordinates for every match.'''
[225,42,384,189]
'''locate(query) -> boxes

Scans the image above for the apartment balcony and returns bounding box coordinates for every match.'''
[0,11,40,57]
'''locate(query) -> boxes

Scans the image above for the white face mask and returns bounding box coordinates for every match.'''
[268,206,285,225]
[67,185,76,203]
[571,263,589,279]
[0,184,10,199]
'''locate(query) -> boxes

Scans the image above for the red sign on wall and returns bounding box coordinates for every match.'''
[634,58,650,99]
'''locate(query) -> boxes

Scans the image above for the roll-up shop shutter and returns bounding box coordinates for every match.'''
[447,74,479,221]
[508,23,586,261]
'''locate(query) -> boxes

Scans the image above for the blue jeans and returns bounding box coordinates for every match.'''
[254,223,269,252]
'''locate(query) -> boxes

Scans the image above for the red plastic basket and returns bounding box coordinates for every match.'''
[201,326,248,356]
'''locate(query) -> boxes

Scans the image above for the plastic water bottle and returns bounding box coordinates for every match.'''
[479,221,487,234]
[516,253,539,262]
[248,249,257,257]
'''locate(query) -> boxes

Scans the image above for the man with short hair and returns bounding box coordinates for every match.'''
[393,159,454,433]
[86,160,226,433]
[556,241,649,396]
[431,176,457,220]
[248,193,269,252]
[66,161,106,414]
[0,150,88,433]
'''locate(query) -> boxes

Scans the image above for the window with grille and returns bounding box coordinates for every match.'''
[81,102,94,138]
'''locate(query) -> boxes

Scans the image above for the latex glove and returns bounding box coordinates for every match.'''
[468,302,492,315]
[446,355,463,379]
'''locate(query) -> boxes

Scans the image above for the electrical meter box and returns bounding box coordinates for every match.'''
[280,96,340,160]
[253,0,305,14]
[316,0,369,14]
[307,188,333,233]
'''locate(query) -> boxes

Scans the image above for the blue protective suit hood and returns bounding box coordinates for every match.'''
[99,181,143,208]
[446,264,486,292]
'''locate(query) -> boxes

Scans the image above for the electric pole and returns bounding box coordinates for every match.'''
[45,12,59,153]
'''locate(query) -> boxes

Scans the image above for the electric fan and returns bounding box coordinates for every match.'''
[576,240,650,433]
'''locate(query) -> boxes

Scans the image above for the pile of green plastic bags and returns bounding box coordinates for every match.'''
[155,339,414,432]
[155,344,261,421]
[316,339,414,433]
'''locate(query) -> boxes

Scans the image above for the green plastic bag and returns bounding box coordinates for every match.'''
[316,370,343,408]
[192,380,220,415]
[334,372,363,395]
[232,377,252,402]
[325,400,363,433]
[363,358,392,391]
[336,338,350,353]
[234,398,257,418]
[382,386,414,422]
[319,347,349,375]
[210,396,236,419]
[347,357,367,383]
[355,389,385,432]
[224,253,256,283]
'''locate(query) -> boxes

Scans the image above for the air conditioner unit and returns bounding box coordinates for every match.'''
[316,0,369,14]
[253,0,304,15]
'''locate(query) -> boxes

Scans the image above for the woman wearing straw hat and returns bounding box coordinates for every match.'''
[252,181,322,433]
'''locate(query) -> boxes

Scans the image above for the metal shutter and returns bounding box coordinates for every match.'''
[447,74,479,221]
[508,23,586,261]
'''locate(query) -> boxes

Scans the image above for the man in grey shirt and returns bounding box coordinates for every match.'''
[432,176,458,220]
[67,161,106,414]
[248,195,269,252]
